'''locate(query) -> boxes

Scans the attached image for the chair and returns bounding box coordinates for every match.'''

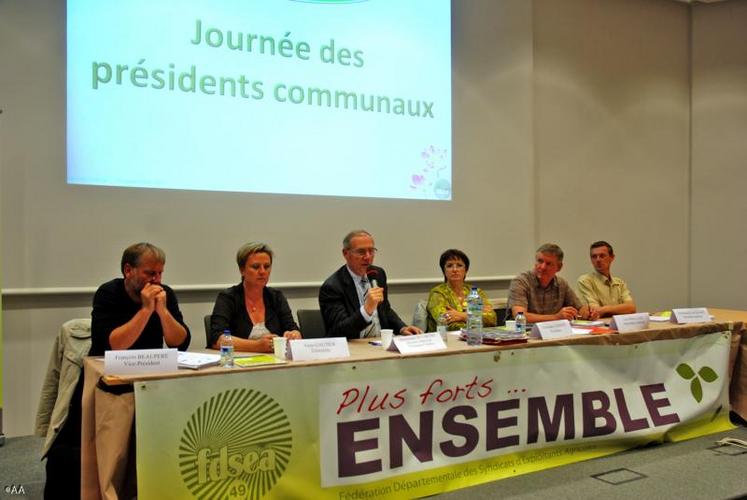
[36,318,92,498]
[203,314,212,348]
[494,306,508,326]
[412,299,428,332]
[297,309,326,338]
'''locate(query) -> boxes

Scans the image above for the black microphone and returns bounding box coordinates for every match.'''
[366,268,379,289]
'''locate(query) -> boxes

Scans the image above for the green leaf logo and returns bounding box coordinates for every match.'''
[699,366,718,383]
[676,363,695,379]
[690,378,703,402]
[676,363,719,403]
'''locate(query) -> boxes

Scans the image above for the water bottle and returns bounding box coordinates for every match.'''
[466,287,483,346]
[515,311,527,337]
[219,329,234,368]
[437,313,448,343]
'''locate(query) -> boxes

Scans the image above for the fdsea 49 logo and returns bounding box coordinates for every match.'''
[179,388,293,499]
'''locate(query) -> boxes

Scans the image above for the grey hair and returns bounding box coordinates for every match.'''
[343,230,373,250]
[536,243,564,263]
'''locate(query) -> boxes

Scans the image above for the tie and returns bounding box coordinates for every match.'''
[359,278,381,338]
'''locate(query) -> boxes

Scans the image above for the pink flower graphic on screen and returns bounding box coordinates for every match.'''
[409,145,451,199]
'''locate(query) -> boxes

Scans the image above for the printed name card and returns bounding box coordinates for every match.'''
[390,332,447,354]
[671,308,711,324]
[610,312,650,333]
[289,338,350,361]
[530,320,572,340]
[104,348,177,375]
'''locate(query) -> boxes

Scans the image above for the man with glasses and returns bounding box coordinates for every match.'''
[319,229,422,339]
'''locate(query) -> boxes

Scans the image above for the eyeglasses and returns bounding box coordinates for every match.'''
[350,247,378,257]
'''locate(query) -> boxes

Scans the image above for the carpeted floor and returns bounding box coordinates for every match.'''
[0,435,45,499]
[437,422,747,500]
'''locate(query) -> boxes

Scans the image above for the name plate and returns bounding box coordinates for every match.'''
[289,337,350,361]
[610,312,650,333]
[530,320,572,340]
[104,348,177,375]
[390,332,447,354]
[671,307,711,324]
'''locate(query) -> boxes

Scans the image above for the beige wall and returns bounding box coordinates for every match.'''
[691,0,747,310]
[533,0,691,312]
[2,0,746,438]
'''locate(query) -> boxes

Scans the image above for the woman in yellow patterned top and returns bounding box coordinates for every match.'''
[426,249,497,331]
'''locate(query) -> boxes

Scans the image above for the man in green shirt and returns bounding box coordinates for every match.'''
[576,241,636,317]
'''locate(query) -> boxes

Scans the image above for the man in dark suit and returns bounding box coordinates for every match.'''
[319,230,422,339]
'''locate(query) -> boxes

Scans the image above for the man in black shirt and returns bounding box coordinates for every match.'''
[90,242,190,355]
[44,243,189,497]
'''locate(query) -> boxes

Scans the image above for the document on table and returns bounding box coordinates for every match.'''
[571,320,606,327]
[234,355,287,367]
[178,352,220,370]
[650,311,672,322]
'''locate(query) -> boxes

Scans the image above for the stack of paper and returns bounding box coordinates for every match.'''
[178,352,221,370]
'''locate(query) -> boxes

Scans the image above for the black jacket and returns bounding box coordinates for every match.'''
[209,284,299,347]
[318,265,406,339]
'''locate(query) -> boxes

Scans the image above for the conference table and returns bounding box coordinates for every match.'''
[80,309,747,500]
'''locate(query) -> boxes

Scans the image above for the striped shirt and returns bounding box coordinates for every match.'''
[508,270,583,315]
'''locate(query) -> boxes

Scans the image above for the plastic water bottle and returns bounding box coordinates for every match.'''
[437,313,448,343]
[219,329,234,368]
[515,311,527,337]
[466,287,483,346]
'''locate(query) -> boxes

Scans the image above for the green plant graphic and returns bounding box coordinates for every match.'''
[676,363,718,402]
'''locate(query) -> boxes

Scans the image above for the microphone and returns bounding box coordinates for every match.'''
[366,268,379,289]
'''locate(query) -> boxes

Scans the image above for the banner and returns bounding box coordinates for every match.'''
[135,331,733,499]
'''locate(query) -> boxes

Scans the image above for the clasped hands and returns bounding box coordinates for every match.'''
[140,283,167,314]
[556,305,600,321]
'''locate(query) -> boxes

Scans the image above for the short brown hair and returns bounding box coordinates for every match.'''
[120,243,165,275]
[439,249,470,277]
[590,241,614,256]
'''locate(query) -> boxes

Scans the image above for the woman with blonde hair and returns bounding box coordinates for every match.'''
[210,242,301,352]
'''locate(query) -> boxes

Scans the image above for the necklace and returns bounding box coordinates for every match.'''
[449,284,466,310]
[245,295,262,313]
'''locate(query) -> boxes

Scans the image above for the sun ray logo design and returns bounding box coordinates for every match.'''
[178,388,292,499]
